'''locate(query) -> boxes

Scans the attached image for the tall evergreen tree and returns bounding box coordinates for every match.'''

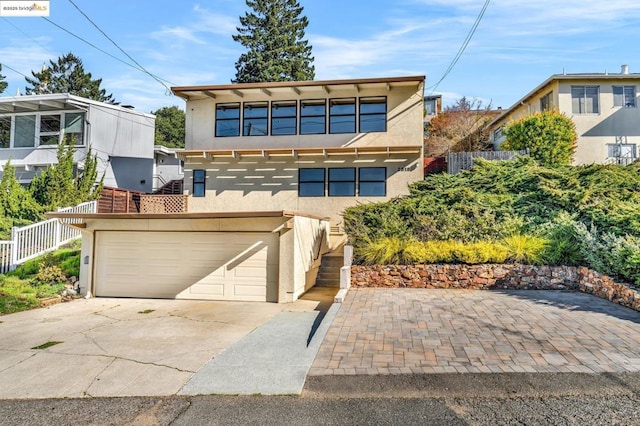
[0,64,7,94]
[25,53,116,103]
[233,0,315,83]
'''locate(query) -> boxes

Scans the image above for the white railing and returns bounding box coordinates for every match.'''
[0,200,96,274]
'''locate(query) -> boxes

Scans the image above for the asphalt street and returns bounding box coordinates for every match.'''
[2,373,640,425]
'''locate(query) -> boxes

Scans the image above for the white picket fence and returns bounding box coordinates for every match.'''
[0,201,96,274]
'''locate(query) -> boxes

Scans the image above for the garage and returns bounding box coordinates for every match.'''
[94,231,279,302]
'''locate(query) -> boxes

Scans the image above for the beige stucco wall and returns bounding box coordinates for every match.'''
[185,85,424,150]
[184,153,423,224]
[492,77,640,165]
[77,215,330,303]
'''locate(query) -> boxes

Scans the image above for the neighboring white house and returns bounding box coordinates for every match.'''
[153,145,183,192]
[0,93,155,192]
[489,65,640,165]
[51,76,426,303]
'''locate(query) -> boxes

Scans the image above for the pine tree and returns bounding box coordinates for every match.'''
[29,139,103,210]
[25,53,116,103]
[0,64,7,94]
[233,0,315,83]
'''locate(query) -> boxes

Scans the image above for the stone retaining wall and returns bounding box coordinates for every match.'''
[351,264,640,312]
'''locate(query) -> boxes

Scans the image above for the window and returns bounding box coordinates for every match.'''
[493,127,504,142]
[359,97,387,133]
[215,103,240,137]
[328,168,355,196]
[298,168,325,197]
[424,98,437,116]
[540,92,552,111]
[243,102,268,136]
[0,116,10,149]
[271,101,297,135]
[39,114,61,145]
[300,100,326,134]
[358,167,386,196]
[14,115,36,148]
[608,143,636,158]
[193,169,206,197]
[571,86,599,114]
[63,112,84,145]
[329,98,356,134]
[613,86,636,108]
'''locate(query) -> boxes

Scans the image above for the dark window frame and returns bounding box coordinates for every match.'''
[540,92,552,112]
[358,167,387,197]
[613,85,636,108]
[571,85,600,114]
[215,103,241,137]
[271,100,298,135]
[193,169,206,197]
[243,101,269,136]
[300,99,327,135]
[328,167,356,197]
[359,96,387,133]
[298,168,325,197]
[329,98,356,134]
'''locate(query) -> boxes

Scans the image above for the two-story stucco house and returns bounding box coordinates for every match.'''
[489,65,640,165]
[51,76,425,303]
[0,93,155,192]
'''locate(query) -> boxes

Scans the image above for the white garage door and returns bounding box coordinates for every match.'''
[94,231,278,302]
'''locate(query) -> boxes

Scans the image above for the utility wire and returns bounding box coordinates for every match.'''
[1,17,58,57]
[0,62,30,79]
[428,0,491,93]
[67,0,174,94]
[41,17,174,86]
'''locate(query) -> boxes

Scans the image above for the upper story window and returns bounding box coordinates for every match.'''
[424,98,436,116]
[215,103,240,137]
[359,97,387,133]
[39,114,61,145]
[613,86,636,108]
[64,112,84,144]
[571,86,599,114]
[300,99,326,134]
[329,98,356,134]
[271,101,297,135]
[540,92,552,111]
[243,102,268,136]
[0,111,86,149]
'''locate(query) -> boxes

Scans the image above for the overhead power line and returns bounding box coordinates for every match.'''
[0,61,30,79]
[41,17,174,86]
[428,0,491,93]
[67,0,173,94]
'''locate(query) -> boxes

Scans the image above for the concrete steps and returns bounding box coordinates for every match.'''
[315,251,344,288]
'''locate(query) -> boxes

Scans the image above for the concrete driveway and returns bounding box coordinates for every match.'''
[0,290,333,399]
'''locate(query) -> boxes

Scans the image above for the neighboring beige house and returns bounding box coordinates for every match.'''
[489,65,640,165]
[51,76,426,303]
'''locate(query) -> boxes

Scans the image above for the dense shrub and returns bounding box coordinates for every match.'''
[502,110,577,167]
[345,158,640,285]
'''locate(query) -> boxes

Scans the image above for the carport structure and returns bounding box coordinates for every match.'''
[49,211,330,303]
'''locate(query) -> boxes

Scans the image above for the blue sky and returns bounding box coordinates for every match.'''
[1,0,640,113]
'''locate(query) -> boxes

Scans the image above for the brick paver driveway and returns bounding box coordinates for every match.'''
[309,289,640,375]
